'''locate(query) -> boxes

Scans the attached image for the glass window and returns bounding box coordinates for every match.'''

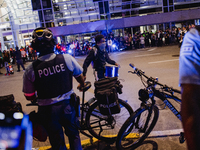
[63,11,70,16]
[23,17,30,23]
[74,17,81,24]
[163,0,168,6]
[111,12,122,19]
[77,2,85,8]
[71,10,78,15]
[31,0,42,10]
[58,19,66,26]
[81,16,89,23]
[42,0,52,9]
[68,3,76,9]
[16,9,24,17]
[89,15,98,21]
[122,11,130,17]
[55,12,64,18]
[38,10,44,22]
[66,18,73,25]
[24,10,32,16]
[79,9,88,15]
[122,3,131,9]
[44,9,53,21]
[86,1,94,7]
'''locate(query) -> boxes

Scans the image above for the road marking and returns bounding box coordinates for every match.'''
[149,129,183,137]
[148,59,179,64]
[148,48,157,51]
[33,129,184,149]
[134,53,161,57]
[115,52,127,56]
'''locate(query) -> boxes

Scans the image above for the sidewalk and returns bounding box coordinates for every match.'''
[80,135,187,150]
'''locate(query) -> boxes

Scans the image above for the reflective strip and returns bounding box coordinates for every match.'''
[35,30,44,33]
[24,92,35,96]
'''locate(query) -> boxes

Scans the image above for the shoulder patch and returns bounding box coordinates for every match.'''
[181,46,193,55]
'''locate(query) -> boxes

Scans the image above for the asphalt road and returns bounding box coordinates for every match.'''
[0,45,186,149]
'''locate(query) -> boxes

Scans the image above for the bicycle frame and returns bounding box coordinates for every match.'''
[154,89,181,121]
[129,63,182,133]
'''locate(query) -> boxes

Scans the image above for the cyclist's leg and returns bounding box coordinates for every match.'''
[61,100,82,150]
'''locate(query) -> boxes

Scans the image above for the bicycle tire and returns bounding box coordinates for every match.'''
[116,105,159,150]
[86,99,134,143]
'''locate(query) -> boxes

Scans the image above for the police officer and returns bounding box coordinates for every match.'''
[83,34,119,80]
[179,25,200,150]
[23,27,85,150]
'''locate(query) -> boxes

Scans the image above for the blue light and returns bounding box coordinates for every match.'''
[68,49,72,54]
[112,44,116,48]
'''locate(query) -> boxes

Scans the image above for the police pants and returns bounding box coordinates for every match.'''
[38,100,82,150]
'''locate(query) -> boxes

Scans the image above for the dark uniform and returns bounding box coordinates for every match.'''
[83,45,116,79]
[23,53,83,150]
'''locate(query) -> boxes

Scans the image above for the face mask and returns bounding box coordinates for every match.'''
[98,43,106,51]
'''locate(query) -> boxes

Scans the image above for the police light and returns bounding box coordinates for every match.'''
[112,44,117,48]
[68,49,72,54]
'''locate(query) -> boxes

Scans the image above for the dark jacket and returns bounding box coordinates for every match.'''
[15,50,22,60]
[83,45,116,76]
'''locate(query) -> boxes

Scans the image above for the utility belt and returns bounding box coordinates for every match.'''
[70,93,80,117]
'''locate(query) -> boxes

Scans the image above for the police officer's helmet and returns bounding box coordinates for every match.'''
[31,27,55,55]
[32,27,53,43]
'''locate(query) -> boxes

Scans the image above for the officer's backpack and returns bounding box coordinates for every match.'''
[0,94,22,114]
[94,77,123,115]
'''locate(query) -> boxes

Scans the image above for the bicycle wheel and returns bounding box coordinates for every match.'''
[86,99,134,143]
[116,105,159,150]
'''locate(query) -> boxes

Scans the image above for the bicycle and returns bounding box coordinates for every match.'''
[27,81,134,149]
[116,63,183,150]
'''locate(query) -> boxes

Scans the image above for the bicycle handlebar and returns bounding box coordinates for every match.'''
[129,63,181,94]
[77,81,91,92]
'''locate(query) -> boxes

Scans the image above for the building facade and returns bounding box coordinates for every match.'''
[0,0,200,50]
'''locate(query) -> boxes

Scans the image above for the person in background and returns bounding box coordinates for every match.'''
[107,38,112,53]
[21,48,26,64]
[10,48,16,64]
[83,34,119,80]
[14,46,25,72]
[179,25,200,150]
[0,50,3,74]
[140,34,145,49]
[3,50,10,75]
[23,27,85,150]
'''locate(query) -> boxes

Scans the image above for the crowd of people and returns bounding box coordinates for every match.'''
[55,25,195,56]
[107,24,195,52]
[0,25,195,75]
[0,46,37,75]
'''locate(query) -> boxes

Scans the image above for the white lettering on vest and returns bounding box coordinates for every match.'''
[60,64,65,71]
[48,67,53,75]
[38,70,43,78]
[38,63,65,78]
[55,65,60,72]
[44,68,48,76]
[52,66,56,74]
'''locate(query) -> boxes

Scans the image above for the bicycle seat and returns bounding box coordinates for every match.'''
[80,81,91,92]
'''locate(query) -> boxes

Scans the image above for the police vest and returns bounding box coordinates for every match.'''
[33,54,72,99]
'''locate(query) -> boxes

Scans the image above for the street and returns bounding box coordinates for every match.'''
[0,45,186,149]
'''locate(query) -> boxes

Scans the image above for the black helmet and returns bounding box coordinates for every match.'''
[31,27,55,56]
[32,27,53,43]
